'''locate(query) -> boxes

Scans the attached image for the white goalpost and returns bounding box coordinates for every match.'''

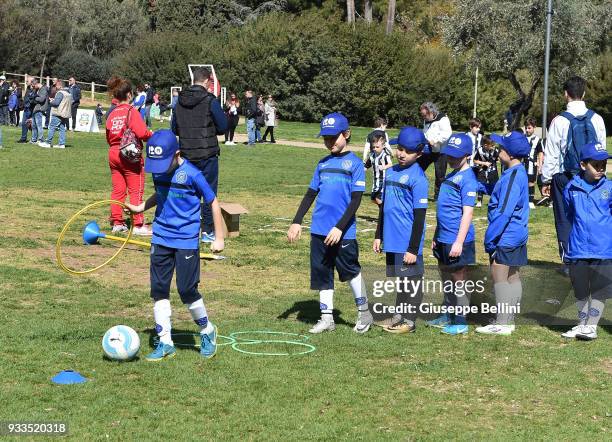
[187,64,221,98]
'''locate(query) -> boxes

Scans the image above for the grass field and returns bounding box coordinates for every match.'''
[0,122,610,441]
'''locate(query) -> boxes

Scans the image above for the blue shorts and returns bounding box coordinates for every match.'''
[385,252,424,278]
[310,234,361,290]
[489,244,528,267]
[433,241,476,268]
[150,243,202,304]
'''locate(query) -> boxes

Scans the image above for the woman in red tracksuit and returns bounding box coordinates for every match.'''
[105,77,153,235]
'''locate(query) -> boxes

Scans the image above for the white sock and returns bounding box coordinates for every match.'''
[348,273,369,312]
[509,279,523,324]
[586,298,605,326]
[153,299,173,345]
[188,298,214,334]
[576,299,589,325]
[319,289,334,320]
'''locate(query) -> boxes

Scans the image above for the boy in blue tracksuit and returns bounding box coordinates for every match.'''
[476,131,531,336]
[288,113,372,334]
[428,133,478,335]
[560,142,611,340]
[373,127,429,334]
[125,129,225,361]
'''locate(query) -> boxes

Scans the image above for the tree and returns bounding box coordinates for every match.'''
[385,0,396,34]
[442,0,610,130]
[347,0,355,23]
[364,0,373,23]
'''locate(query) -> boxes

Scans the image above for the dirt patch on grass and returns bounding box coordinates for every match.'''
[601,358,612,375]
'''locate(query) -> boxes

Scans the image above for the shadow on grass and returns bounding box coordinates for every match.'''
[144,328,202,352]
[277,300,350,326]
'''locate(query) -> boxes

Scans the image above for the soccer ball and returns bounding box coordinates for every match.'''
[102,325,140,361]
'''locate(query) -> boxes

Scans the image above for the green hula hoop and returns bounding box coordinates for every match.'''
[231,340,316,356]
[229,331,311,343]
[153,333,235,348]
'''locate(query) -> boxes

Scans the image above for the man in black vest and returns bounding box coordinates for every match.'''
[172,67,228,242]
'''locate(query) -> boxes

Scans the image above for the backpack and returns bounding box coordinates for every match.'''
[119,107,143,163]
[560,109,597,173]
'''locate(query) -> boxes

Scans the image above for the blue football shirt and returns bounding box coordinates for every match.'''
[382,163,429,254]
[309,152,366,239]
[435,167,478,244]
[151,160,216,249]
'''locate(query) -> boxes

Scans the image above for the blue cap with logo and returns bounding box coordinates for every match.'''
[442,133,473,158]
[389,126,427,151]
[580,141,610,161]
[318,112,350,136]
[144,129,179,173]
[490,131,530,158]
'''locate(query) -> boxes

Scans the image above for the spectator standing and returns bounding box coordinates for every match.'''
[44,77,58,129]
[417,102,453,200]
[8,81,21,126]
[262,95,277,143]
[95,103,104,126]
[223,92,240,145]
[132,85,147,120]
[172,66,227,242]
[17,76,36,143]
[105,76,153,236]
[255,95,265,143]
[144,82,155,128]
[68,76,81,131]
[0,75,9,125]
[244,90,256,146]
[31,80,49,145]
[541,76,606,272]
[40,79,72,149]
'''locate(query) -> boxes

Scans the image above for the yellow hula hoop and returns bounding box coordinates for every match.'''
[56,200,134,275]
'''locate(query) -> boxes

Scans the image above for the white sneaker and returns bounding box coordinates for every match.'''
[309,317,336,334]
[224,141,230,145]
[53,144,65,149]
[475,201,482,208]
[529,202,535,209]
[38,141,51,148]
[229,141,236,145]
[133,225,153,236]
[576,325,597,340]
[353,310,373,334]
[111,224,128,234]
[561,324,596,339]
[475,324,514,335]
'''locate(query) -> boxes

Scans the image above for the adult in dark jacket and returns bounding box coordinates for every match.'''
[0,75,10,125]
[8,81,22,126]
[17,76,37,143]
[31,81,49,144]
[44,77,58,129]
[144,83,155,128]
[172,66,228,242]
[244,90,257,145]
[68,76,81,130]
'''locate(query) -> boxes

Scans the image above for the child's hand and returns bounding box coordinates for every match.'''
[324,227,342,246]
[373,239,382,253]
[287,223,302,243]
[124,202,145,214]
[449,241,463,257]
[211,238,224,253]
[431,240,436,250]
[403,252,417,265]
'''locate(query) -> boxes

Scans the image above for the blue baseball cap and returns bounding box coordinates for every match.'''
[580,142,610,161]
[442,133,473,158]
[318,112,349,136]
[144,129,179,173]
[490,131,530,158]
[389,126,427,151]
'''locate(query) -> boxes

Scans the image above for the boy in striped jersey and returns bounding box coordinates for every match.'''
[523,117,543,209]
[364,132,393,205]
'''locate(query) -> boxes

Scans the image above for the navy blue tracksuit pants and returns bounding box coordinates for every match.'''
[551,171,575,262]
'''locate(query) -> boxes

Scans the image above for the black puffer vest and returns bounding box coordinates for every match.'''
[175,85,219,161]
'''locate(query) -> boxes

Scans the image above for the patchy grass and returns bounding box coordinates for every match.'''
[0,124,609,440]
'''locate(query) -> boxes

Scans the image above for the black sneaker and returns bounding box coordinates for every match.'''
[16,139,27,143]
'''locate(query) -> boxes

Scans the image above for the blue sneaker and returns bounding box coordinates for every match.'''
[441,324,469,335]
[200,325,218,359]
[145,342,176,362]
[426,314,451,328]
[201,232,216,243]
